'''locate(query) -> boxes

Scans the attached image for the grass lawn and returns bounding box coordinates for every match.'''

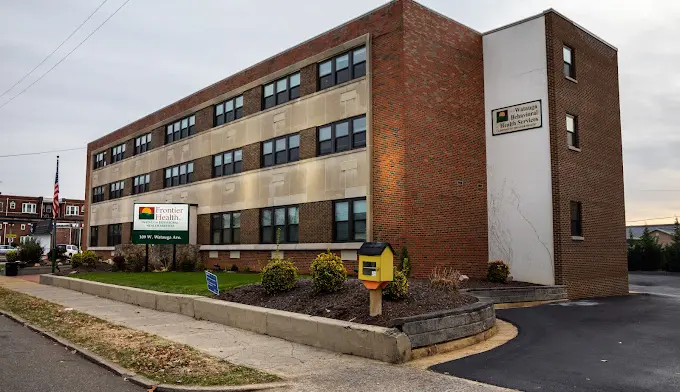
[74,272,262,296]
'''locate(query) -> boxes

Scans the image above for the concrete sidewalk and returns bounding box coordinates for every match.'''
[0,276,507,392]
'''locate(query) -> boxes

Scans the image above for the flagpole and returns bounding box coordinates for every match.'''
[51,156,59,274]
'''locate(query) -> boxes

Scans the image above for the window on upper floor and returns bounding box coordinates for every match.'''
[319,46,366,90]
[262,134,299,168]
[213,149,243,178]
[165,115,196,144]
[94,152,107,169]
[135,133,152,155]
[164,162,194,188]
[109,181,124,199]
[263,72,300,110]
[566,114,579,149]
[211,211,241,245]
[133,174,150,194]
[215,96,244,126]
[22,203,36,214]
[261,205,299,244]
[90,226,99,247]
[9,201,15,210]
[107,224,122,246]
[333,198,367,242]
[318,115,367,156]
[110,143,126,164]
[92,186,105,203]
[563,45,575,79]
[570,201,582,237]
[81,205,85,213]
[66,206,80,216]
[20,224,26,231]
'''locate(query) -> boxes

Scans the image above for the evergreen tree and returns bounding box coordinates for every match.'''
[664,219,680,272]
[638,226,663,271]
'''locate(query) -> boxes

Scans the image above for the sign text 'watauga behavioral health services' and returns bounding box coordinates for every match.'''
[492,100,542,136]
[132,203,189,244]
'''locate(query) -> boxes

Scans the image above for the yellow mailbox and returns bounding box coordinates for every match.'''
[358,242,394,287]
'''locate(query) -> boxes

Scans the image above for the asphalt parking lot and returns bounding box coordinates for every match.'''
[432,276,680,391]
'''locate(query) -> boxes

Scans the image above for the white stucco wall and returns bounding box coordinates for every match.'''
[483,16,555,285]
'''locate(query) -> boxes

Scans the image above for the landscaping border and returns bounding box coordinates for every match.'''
[462,285,567,304]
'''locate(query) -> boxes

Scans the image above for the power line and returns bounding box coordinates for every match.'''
[0,0,131,110]
[0,147,85,158]
[0,0,109,100]
[627,216,678,223]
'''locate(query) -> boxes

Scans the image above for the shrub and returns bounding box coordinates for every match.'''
[383,268,408,300]
[5,250,18,263]
[126,256,145,272]
[399,246,411,277]
[178,255,197,272]
[310,250,346,292]
[112,256,126,271]
[82,250,99,268]
[242,266,251,273]
[261,258,298,294]
[488,260,510,283]
[628,227,663,271]
[429,266,461,292]
[17,238,44,264]
[230,264,239,272]
[70,253,84,268]
[196,262,206,271]
[47,247,67,261]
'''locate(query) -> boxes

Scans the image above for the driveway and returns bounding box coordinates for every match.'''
[629,271,680,297]
[432,278,680,391]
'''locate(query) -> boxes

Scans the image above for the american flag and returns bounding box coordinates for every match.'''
[53,156,59,220]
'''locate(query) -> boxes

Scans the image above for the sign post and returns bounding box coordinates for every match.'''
[205,271,219,295]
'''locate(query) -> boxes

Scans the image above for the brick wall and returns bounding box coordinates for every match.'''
[240,209,260,244]
[545,12,627,298]
[299,201,332,243]
[299,127,317,160]
[195,106,214,134]
[202,250,350,274]
[300,63,318,97]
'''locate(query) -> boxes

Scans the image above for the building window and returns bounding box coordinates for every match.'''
[9,201,15,210]
[318,115,367,156]
[109,181,124,199]
[110,143,126,163]
[107,224,122,246]
[164,162,194,188]
[22,203,36,214]
[215,96,243,126]
[66,206,80,216]
[165,115,196,144]
[263,72,300,109]
[135,133,152,155]
[333,198,367,242]
[319,46,366,90]
[566,114,579,148]
[213,149,243,177]
[92,186,105,203]
[261,205,299,243]
[94,152,107,169]
[20,236,29,244]
[563,45,575,78]
[262,134,299,167]
[211,212,241,244]
[20,224,26,231]
[90,226,99,247]
[570,201,582,237]
[133,174,150,194]
[81,205,85,213]
[44,205,52,214]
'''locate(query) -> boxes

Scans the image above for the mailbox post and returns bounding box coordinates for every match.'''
[358,242,394,317]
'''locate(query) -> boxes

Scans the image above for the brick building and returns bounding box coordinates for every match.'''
[84,1,627,298]
[0,193,85,247]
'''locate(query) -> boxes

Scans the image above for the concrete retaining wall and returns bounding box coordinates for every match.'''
[463,285,567,304]
[17,266,72,276]
[388,301,496,348]
[39,275,411,363]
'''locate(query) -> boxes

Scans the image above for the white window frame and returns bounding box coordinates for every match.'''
[81,205,85,213]
[20,224,26,231]
[66,206,80,216]
[9,201,15,210]
[22,203,36,214]
[20,236,29,244]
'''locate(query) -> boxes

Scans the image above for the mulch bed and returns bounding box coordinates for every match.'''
[55,262,113,276]
[220,278,478,327]
[460,279,540,289]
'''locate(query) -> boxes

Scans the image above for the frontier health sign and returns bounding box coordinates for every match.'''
[132,203,189,244]
[491,100,542,136]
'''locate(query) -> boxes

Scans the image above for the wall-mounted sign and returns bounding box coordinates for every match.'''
[132,203,189,244]
[491,100,542,136]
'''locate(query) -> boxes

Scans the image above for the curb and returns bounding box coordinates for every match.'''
[0,309,290,392]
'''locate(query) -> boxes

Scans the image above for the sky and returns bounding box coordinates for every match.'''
[0,0,678,224]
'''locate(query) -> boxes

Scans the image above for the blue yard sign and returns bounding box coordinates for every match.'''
[205,271,219,295]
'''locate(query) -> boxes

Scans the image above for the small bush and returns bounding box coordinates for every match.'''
[47,248,67,261]
[261,258,298,294]
[70,253,84,268]
[230,264,239,272]
[383,268,408,300]
[82,250,99,268]
[310,250,346,292]
[5,250,18,263]
[178,255,197,272]
[242,266,251,273]
[487,260,510,283]
[126,257,145,272]
[112,256,126,271]
[399,246,411,277]
[429,266,461,292]
[18,238,44,263]
[196,262,206,271]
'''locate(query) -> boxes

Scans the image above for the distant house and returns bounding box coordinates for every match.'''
[627,224,676,247]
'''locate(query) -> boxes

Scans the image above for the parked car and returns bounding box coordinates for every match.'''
[57,244,81,258]
[0,245,12,256]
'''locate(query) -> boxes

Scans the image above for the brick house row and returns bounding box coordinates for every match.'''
[84,0,627,298]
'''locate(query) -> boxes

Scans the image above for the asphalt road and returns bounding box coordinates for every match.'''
[0,315,142,392]
[431,292,680,391]
[629,271,680,297]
